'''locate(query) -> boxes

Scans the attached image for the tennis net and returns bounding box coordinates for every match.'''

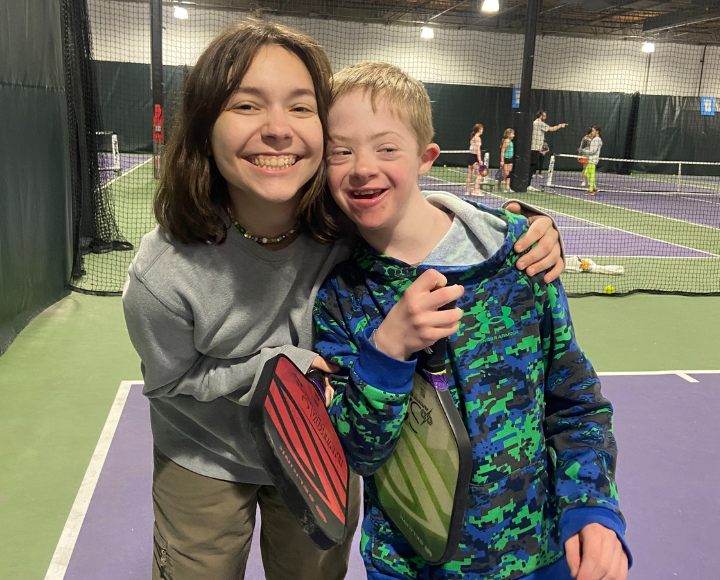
[423,152,720,296]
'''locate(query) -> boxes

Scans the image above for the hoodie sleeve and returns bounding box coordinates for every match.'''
[122,264,317,404]
[535,276,631,563]
[313,276,417,476]
[501,199,565,259]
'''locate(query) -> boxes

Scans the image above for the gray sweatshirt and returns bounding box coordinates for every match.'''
[122,223,351,483]
[122,199,557,484]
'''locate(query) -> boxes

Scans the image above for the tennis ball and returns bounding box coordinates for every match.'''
[605,285,616,295]
[443,164,447,168]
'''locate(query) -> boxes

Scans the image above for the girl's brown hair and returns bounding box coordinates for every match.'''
[502,128,514,144]
[154,20,342,244]
[470,123,483,139]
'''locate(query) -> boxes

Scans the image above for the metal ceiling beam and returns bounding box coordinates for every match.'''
[642,9,720,32]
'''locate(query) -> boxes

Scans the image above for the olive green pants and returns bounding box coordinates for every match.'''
[152,449,362,580]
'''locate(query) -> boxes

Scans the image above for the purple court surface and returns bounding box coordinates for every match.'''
[418,175,719,259]
[48,372,720,580]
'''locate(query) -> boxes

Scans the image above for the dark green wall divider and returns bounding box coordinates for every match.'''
[634,96,720,176]
[95,61,186,153]
[0,0,72,356]
[93,61,720,177]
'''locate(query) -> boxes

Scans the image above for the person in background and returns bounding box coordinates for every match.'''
[582,126,603,195]
[578,127,592,187]
[498,128,515,192]
[466,123,484,196]
[529,110,567,191]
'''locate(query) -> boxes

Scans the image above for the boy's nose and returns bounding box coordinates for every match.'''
[351,152,378,178]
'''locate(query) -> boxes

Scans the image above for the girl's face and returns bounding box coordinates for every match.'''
[590,128,598,137]
[210,45,324,208]
[479,127,484,135]
[509,132,515,140]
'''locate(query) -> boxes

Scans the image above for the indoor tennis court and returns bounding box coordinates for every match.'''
[3,0,720,579]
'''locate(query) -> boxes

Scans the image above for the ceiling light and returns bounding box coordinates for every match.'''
[421,27,434,39]
[642,41,655,53]
[174,6,188,19]
[481,0,499,13]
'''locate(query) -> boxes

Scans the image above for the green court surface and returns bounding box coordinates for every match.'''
[426,165,720,295]
[1,291,719,579]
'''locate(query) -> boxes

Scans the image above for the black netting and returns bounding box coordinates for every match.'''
[75,0,718,296]
[62,0,132,295]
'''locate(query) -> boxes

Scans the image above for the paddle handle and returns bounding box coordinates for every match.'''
[305,369,327,400]
[420,299,457,374]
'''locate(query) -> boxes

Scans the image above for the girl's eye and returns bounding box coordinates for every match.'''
[233,104,254,111]
[292,106,313,113]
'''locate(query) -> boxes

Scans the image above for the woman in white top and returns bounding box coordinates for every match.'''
[466,123,483,196]
[582,126,603,195]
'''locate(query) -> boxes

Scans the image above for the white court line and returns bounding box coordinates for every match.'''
[99,157,152,189]
[597,370,720,383]
[44,381,136,580]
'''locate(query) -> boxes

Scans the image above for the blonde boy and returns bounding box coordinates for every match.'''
[314,62,630,580]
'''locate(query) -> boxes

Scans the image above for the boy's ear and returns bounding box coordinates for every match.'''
[418,143,441,176]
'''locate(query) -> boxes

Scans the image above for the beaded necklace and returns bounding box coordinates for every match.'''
[226,207,300,245]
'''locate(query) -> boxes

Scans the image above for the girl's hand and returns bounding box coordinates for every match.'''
[505,202,564,283]
[374,270,464,361]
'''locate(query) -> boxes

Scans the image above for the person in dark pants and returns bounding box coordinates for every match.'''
[529,111,567,191]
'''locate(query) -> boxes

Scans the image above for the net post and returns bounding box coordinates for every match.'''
[151,0,164,179]
[111,133,120,172]
[484,152,489,168]
[546,155,555,187]
[677,162,682,193]
[510,0,542,193]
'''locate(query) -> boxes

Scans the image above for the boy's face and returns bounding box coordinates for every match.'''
[327,90,438,235]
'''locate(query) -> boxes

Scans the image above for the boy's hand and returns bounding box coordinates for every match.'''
[374,269,464,361]
[506,201,564,283]
[565,523,628,580]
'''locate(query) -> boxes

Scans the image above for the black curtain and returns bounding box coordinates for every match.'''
[0,0,73,355]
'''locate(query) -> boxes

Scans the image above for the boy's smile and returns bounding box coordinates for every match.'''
[327,91,439,241]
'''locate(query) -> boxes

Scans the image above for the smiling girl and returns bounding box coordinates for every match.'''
[122,21,564,580]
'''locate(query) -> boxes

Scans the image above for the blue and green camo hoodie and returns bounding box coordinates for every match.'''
[313,198,631,580]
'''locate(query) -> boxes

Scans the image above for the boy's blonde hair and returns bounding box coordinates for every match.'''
[331,62,434,153]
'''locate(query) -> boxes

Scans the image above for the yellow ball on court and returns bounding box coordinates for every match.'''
[605,285,616,295]
[443,164,447,168]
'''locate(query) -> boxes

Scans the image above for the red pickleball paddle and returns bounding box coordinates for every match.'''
[249,354,349,549]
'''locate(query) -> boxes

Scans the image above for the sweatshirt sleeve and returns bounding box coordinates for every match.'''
[501,199,566,259]
[536,277,630,560]
[313,276,417,476]
[122,266,317,404]
[587,138,602,158]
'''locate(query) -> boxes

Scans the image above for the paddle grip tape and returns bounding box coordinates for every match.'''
[419,299,457,375]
